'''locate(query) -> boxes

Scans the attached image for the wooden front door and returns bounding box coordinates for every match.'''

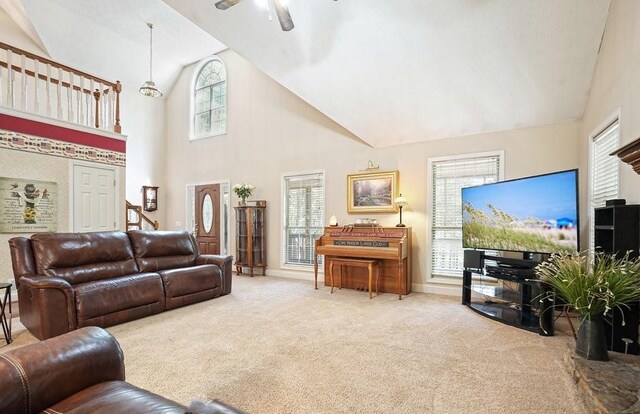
[195,184,220,254]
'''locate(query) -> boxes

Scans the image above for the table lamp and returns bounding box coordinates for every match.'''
[394,194,408,227]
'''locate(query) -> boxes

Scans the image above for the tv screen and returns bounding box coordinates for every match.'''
[462,169,579,254]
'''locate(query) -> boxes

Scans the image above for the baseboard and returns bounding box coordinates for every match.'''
[413,282,461,298]
[263,268,320,282]
[240,268,459,298]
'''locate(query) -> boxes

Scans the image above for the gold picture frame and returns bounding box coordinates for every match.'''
[347,170,399,213]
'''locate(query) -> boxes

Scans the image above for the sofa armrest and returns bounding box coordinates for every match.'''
[196,254,233,295]
[19,275,77,340]
[0,327,125,414]
[21,274,74,291]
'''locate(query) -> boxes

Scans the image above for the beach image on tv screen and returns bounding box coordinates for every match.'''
[462,170,578,254]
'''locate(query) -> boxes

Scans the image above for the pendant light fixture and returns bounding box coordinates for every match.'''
[139,23,163,98]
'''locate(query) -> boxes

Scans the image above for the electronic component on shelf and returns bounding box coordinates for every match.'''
[485,265,536,281]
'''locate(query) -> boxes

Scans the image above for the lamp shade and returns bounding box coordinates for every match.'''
[394,194,408,206]
[139,81,163,98]
[139,23,163,98]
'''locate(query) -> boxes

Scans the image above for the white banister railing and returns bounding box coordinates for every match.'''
[0,42,122,134]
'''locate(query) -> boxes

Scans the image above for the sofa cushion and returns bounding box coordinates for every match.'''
[128,230,197,272]
[74,273,165,324]
[31,231,138,285]
[159,265,223,309]
[47,381,187,413]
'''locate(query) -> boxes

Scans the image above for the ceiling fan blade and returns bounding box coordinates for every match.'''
[272,0,294,31]
[215,0,243,10]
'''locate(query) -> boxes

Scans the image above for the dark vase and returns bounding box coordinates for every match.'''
[576,315,609,361]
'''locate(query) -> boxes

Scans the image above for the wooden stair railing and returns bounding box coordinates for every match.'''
[126,201,159,230]
[0,42,122,133]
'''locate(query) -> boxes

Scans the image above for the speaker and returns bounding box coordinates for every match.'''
[463,250,484,269]
[605,301,639,354]
[606,198,626,206]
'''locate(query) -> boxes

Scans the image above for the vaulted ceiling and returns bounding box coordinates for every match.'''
[2,0,611,148]
[12,0,226,96]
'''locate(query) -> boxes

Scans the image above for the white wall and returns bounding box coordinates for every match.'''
[0,6,46,56]
[165,49,581,294]
[119,87,167,227]
[579,0,640,247]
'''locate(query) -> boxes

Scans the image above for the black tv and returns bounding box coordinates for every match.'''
[462,169,579,254]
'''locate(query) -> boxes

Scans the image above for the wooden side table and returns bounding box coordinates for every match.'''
[0,282,12,344]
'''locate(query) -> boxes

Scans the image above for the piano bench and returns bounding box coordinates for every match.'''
[329,258,380,300]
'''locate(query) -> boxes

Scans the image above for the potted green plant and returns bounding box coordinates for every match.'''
[536,251,640,361]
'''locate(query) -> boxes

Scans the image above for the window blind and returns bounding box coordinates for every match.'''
[431,154,501,277]
[590,120,620,251]
[282,172,325,266]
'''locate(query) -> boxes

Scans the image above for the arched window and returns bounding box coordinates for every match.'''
[191,56,227,139]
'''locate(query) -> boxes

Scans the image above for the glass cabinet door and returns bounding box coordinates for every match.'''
[252,208,265,264]
[236,208,248,264]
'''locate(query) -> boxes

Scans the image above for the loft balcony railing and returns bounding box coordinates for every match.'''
[0,42,122,134]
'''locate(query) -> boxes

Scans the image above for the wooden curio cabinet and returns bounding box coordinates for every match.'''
[234,204,266,276]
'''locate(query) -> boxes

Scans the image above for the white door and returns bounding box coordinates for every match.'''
[73,164,116,232]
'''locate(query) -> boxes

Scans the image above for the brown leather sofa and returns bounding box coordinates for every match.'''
[0,326,243,413]
[9,230,232,340]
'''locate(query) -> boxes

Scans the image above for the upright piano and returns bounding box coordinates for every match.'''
[314,226,412,298]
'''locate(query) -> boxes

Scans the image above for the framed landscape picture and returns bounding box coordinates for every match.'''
[347,170,399,213]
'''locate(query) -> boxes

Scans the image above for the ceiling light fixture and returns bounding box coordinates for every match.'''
[215,0,335,31]
[139,23,163,98]
[215,0,294,31]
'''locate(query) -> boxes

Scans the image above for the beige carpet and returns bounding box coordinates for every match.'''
[1,276,585,413]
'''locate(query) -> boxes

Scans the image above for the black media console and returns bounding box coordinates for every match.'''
[462,251,555,336]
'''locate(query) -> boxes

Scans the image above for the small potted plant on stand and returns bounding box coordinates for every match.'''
[233,183,254,206]
[536,251,640,361]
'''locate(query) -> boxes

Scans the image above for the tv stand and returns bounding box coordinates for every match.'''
[462,251,554,336]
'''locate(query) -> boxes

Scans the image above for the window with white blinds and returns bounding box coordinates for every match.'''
[590,120,620,251]
[282,171,325,266]
[430,153,502,277]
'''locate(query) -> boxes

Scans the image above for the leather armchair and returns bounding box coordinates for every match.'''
[0,327,187,413]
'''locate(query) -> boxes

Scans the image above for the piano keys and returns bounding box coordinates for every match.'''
[314,226,412,299]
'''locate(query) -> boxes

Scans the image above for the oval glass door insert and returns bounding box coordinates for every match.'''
[202,194,214,233]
